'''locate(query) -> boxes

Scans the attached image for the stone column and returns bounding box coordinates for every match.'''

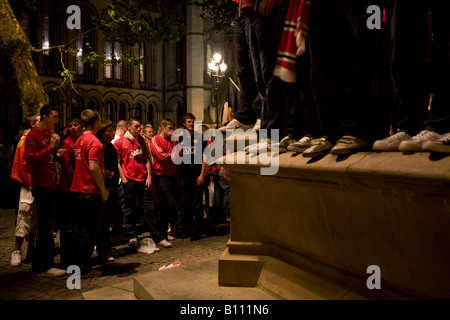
[186,0,205,122]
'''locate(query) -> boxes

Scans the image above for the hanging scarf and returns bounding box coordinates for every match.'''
[124,130,143,156]
[273,0,311,83]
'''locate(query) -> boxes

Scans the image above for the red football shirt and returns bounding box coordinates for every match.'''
[10,130,32,187]
[114,135,150,182]
[150,134,178,176]
[58,135,77,191]
[70,132,105,195]
[24,127,57,189]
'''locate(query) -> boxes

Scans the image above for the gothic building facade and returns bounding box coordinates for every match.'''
[0,0,233,134]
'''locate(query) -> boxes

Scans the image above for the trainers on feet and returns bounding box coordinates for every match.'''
[287,136,316,153]
[302,137,333,158]
[11,250,22,267]
[246,137,273,154]
[253,118,261,131]
[167,234,176,241]
[398,130,441,152]
[330,135,369,155]
[279,136,297,153]
[423,132,450,153]
[157,239,173,248]
[219,119,253,132]
[46,267,67,277]
[128,238,139,248]
[372,132,411,151]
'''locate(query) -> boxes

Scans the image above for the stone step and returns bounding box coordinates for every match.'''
[133,257,280,300]
[82,280,137,300]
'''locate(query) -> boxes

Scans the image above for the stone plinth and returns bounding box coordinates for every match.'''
[219,152,450,299]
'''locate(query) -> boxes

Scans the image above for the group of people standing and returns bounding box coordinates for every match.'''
[223,0,450,157]
[10,105,229,277]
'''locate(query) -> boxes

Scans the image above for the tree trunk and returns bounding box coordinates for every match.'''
[0,0,47,121]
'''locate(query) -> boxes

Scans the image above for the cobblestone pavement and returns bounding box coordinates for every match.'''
[0,208,230,300]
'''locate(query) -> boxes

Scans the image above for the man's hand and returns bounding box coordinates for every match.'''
[56,148,66,157]
[145,175,152,190]
[50,133,60,148]
[101,189,109,202]
[196,174,205,186]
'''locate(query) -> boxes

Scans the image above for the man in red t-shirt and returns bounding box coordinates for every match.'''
[10,114,40,267]
[70,109,108,275]
[115,117,171,249]
[24,105,66,276]
[56,117,82,269]
[150,119,179,240]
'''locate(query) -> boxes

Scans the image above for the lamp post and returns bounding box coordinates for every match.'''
[208,52,227,128]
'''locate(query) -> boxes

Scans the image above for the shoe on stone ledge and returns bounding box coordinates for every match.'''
[373,131,411,151]
[399,129,441,152]
[330,135,369,155]
[219,119,253,132]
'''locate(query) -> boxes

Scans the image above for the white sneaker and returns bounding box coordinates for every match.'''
[372,132,411,151]
[167,234,176,241]
[11,250,22,267]
[246,137,273,154]
[279,136,297,153]
[253,119,261,131]
[157,239,173,248]
[287,136,316,152]
[423,132,450,153]
[219,119,253,132]
[398,130,441,152]
[46,267,67,277]
[128,238,139,248]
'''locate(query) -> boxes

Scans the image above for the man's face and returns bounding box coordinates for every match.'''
[162,124,174,137]
[45,110,59,130]
[67,121,82,139]
[104,126,115,142]
[183,118,195,132]
[144,127,154,140]
[128,120,142,137]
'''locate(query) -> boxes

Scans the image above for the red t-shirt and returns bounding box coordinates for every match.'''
[10,130,32,187]
[58,135,77,191]
[233,0,255,8]
[150,134,178,176]
[70,132,105,195]
[114,134,150,182]
[24,127,57,189]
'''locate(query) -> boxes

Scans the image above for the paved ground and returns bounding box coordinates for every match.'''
[0,208,230,300]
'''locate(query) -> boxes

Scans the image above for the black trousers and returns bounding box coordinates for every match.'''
[123,179,163,243]
[32,187,56,273]
[233,9,261,125]
[154,175,178,238]
[179,175,204,236]
[309,0,381,142]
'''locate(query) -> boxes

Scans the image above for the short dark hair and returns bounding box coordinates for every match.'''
[66,117,82,127]
[127,117,142,126]
[182,113,196,124]
[97,120,115,139]
[39,105,58,118]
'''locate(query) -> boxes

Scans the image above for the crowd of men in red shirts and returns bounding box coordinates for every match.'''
[9,105,230,276]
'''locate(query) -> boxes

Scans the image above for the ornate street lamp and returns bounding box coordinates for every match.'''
[208,52,227,128]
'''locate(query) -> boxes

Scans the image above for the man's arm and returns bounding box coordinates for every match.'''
[89,159,109,202]
[145,156,152,190]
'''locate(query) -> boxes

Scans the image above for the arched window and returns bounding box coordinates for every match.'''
[176,102,184,127]
[119,102,127,121]
[105,101,114,121]
[87,99,97,110]
[148,104,155,125]
[135,103,142,119]
[71,98,84,119]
